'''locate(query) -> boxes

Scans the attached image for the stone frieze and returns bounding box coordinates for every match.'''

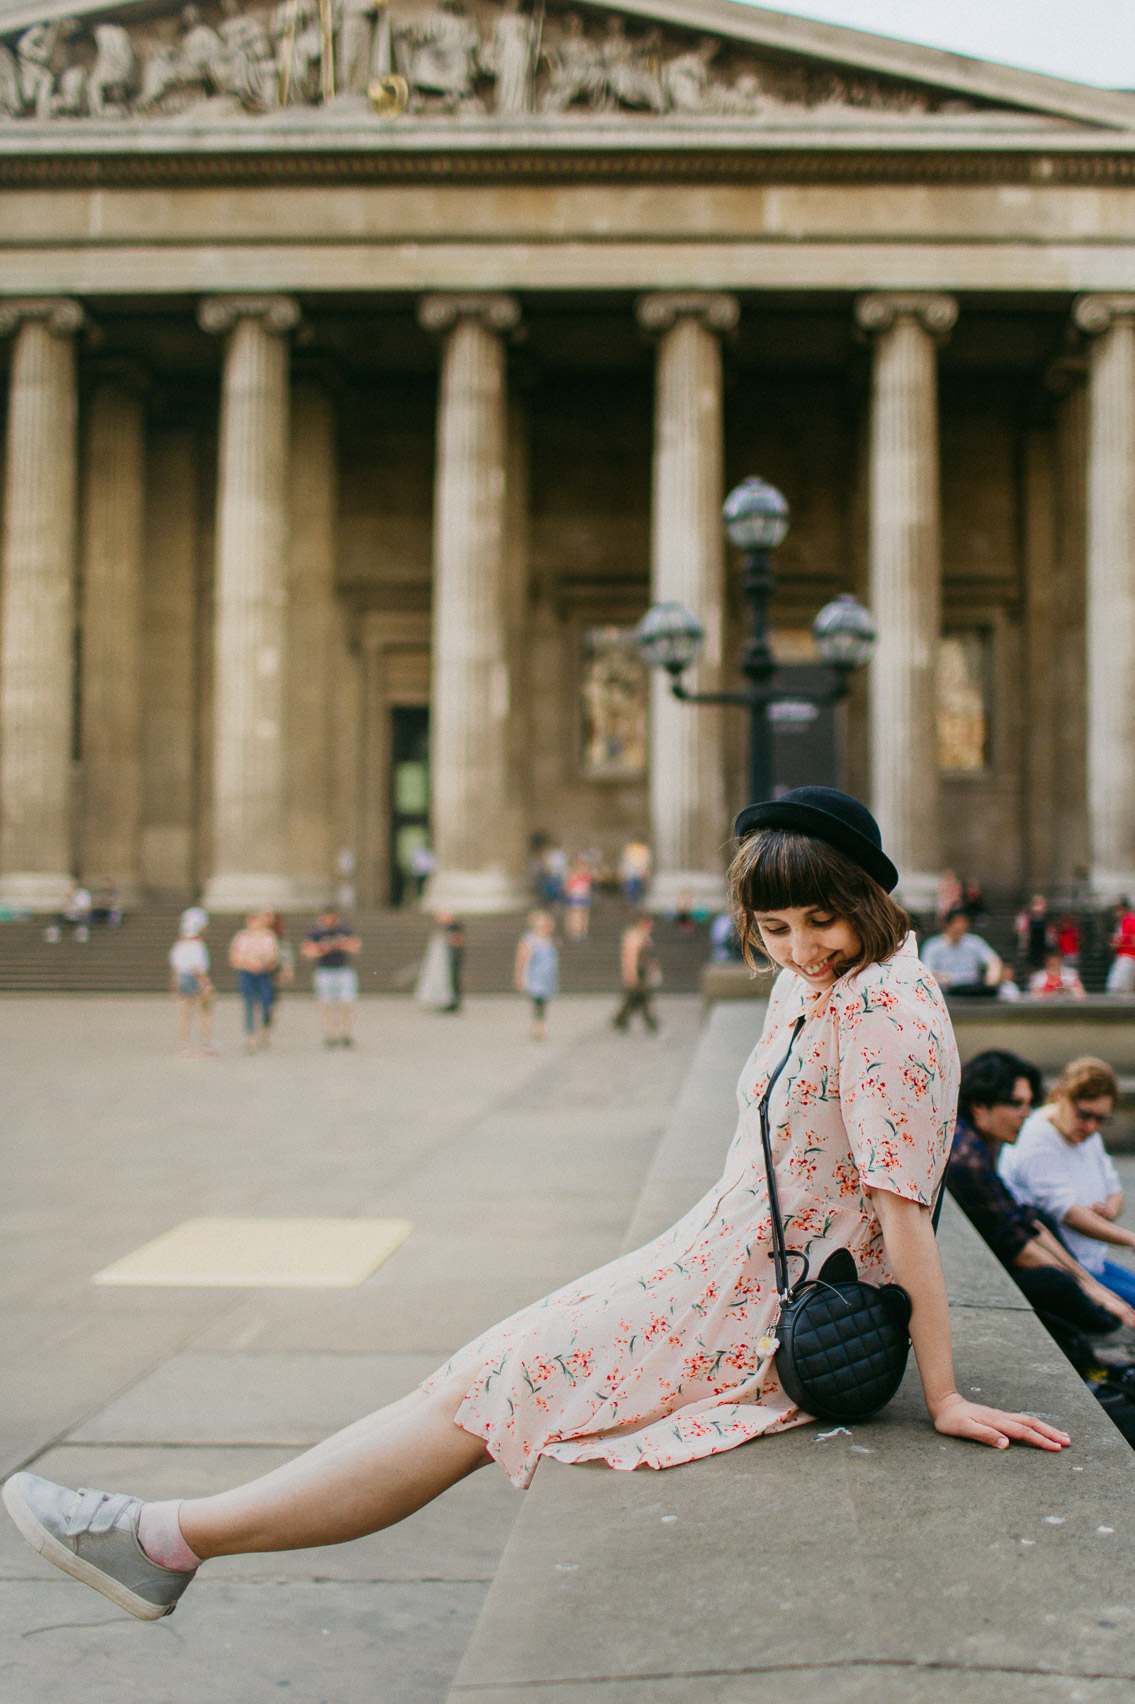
[0,0,996,126]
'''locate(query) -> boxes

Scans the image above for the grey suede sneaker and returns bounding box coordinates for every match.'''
[2,1472,196,1620]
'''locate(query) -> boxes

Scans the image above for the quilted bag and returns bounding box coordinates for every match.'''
[758,1016,914,1424]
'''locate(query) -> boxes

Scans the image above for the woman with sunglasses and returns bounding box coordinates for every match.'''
[1000,1056,1135,1308]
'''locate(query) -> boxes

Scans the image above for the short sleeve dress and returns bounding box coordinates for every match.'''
[423,934,959,1488]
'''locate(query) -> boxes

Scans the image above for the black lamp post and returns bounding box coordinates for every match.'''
[637,477,875,806]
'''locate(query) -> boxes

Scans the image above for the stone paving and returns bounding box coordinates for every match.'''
[0,991,706,1704]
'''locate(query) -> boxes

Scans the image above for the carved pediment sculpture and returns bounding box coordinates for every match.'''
[0,0,1125,128]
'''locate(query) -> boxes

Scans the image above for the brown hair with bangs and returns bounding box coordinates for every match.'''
[728,829,910,975]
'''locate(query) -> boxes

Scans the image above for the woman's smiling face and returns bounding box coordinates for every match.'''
[755,905,861,988]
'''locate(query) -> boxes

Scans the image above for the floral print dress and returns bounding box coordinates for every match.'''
[422,934,960,1488]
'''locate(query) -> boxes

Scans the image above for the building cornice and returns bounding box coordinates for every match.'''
[2,138,1135,190]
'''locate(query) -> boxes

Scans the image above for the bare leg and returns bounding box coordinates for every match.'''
[176,997,191,1049]
[178,1386,489,1559]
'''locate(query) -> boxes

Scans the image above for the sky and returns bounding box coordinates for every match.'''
[744,1,1133,91]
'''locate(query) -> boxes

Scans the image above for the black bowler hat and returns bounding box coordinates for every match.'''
[733,787,899,894]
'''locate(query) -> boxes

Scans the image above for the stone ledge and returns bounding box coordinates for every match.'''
[447,1005,1135,1702]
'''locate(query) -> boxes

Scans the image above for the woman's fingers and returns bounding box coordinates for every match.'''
[935,1401,1071,1451]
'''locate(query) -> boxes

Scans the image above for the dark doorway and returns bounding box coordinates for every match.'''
[769,666,840,796]
[390,707,430,907]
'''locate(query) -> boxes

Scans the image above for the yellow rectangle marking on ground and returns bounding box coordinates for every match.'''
[92,1218,414,1288]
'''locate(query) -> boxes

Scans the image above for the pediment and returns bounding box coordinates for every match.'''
[0,0,1130,136]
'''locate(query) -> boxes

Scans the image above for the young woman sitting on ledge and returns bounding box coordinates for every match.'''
[3,788,1070,1623]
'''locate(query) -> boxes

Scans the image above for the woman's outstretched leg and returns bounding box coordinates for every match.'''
[2,1383,490,1620]
[180,1386,490,1557]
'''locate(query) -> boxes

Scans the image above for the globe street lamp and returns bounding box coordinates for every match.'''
[637,478,875,806]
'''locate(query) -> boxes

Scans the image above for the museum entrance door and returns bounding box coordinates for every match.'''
[769,665,840,797]
[390,707,430,907]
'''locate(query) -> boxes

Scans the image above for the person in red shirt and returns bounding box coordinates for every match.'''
[1056,915,1081,964]
[1107,901,1135,995]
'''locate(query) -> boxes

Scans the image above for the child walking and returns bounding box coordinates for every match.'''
[514,909,560,1040]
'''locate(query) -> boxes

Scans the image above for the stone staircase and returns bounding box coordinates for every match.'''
[0,896,711,996]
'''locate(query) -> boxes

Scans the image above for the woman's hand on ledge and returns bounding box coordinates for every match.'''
[930,1391,1070,1452]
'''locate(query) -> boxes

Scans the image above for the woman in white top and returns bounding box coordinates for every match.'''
[168,923,214,1055]
[999,1056,1135,1308]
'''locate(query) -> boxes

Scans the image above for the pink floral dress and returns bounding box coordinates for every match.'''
[423,934,959,1488]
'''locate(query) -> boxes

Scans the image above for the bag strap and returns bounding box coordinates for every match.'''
[757,1010,947,1302]
[757,1014,806,1300]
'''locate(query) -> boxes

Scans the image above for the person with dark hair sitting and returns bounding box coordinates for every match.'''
[947,1048,1135,1369]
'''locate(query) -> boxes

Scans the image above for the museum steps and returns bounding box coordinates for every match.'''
[0,898,711,997]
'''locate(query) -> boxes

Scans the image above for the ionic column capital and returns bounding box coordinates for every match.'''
[0,298,84,340]
[197,295,301,337]
[635,293,739,336]
[1073,294,1135,336]
[417,294,520,336]
[855,292,957,341]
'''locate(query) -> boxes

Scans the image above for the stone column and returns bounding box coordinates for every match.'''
[855,292,957,913]
[0,298,84,910]
[356,617,389,911]
[80,369,147,904]
[197,294,300,912]
[1073,294,1135,900]
[418,293,525,913]
[140,426,200,897]
[636,292,737,912]
[286,378,338,907]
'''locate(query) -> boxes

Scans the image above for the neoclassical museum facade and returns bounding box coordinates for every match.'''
[0,0,1134,911]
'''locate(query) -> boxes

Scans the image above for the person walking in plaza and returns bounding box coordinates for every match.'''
[228,912,280,1053]
[262,911,294,1036]
[1015,893,1052,973]
[619,836,651,906]
[168,918,215,1056]
[1057,914,1082,968]
[920,907,1002,997]
[612,912,660,1033]
[3,786,1070,1628]
[563,856,592,940]
[999,1056,1135,1310]
[514,910,559,1040]
[301,908,361,1048]
[415,910,465,1014]
[1106,898,1135,995]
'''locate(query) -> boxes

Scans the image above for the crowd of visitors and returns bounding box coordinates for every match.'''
[164,906,359,1055]
[913,882,1135,999]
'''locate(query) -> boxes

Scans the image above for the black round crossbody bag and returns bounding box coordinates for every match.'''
[758,1014,931,1424]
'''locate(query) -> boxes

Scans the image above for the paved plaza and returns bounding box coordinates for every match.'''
[0,992,704,1704]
